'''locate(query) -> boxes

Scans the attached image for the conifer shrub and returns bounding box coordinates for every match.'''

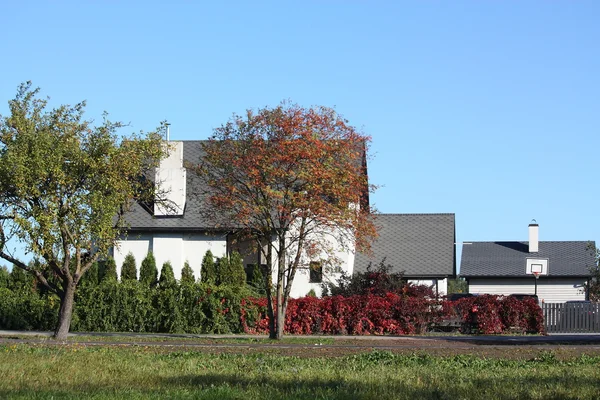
[201,250,217,284]
[139,252,158,288]
[218,252,246,291]
[120,252,137,281]
[100,257,118,282]
[159,261,176,289]
[180,260,195,285]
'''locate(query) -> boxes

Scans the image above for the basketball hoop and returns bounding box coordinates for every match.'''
[533,271,540,280]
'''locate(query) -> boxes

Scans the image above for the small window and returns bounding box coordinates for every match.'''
[309,261,323,283]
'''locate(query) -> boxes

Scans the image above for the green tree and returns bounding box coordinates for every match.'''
[586,243,600,302]
[139,252,158,288]
[120,252,137,281]
[200,250,217,284]
[159,261,176,289]
[198,103,377,339]
[180,260,195,285]
[0,82,165,339]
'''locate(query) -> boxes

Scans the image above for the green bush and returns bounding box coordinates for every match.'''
[139,252,158,288]
[80,262,100,287]
[181,260,195,285]
[201,250,217,284]
[159,261,176,289]
[120,252,137,281]
[0,265,10,288]
[0,287,59,331]
[100,257,118,282]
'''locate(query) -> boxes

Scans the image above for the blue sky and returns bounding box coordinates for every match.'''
[1,1,599,269]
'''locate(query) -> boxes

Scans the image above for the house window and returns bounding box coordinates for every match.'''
[309,261,323,283]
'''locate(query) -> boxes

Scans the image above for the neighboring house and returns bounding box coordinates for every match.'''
[461,223,596,303]
[353,214,456,295]
[114,140,456,297]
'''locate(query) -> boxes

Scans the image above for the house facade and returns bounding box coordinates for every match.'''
[461,223,595,303]
[114,140,456,297]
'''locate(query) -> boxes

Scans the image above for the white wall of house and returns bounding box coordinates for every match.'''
[468,278,587,303]
[114,233,227,280]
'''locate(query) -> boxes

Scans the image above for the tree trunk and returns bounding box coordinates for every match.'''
[54,280,76,340]
[276,277,285,339]
[275,236,287,340]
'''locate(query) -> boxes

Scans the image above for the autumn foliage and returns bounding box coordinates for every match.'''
[198,103,377,339]
[240,294,545,335]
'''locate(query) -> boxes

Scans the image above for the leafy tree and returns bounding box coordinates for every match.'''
[200,250,217,284]
[139,252,158,288]
[197,103,377,339]
[101,257,118,282]
[0,82,165,339]
[180,260,195,285]
[159,261,176,289]
[120,252,137,281]
[586,243,600,302]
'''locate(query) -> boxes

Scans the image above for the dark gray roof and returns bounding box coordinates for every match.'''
[354,214,456,278]
[123,141,230,231]
[460,241,596,278]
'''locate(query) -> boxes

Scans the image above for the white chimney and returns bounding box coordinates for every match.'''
[154,141,186,216]
[528,222,539,253]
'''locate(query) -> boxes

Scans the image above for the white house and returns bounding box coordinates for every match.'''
[461,223,596,303]
[114,140,456,297]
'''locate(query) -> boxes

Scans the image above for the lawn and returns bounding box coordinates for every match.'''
[1,344,599,399]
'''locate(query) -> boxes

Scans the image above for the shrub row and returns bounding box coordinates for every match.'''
[0,282,251,334]
[452,295,545,334]
[0,284,545,335]
[242,293,545,335]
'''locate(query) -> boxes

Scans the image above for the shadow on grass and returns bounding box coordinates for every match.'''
[1,371,598,399]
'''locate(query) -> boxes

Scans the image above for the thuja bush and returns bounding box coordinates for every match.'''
[0,287,59,331]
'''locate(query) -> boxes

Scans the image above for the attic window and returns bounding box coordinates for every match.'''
[309,261,323,283]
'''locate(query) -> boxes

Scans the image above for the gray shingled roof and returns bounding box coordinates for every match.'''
[353,214,456,278]
[123,141,230,231]
[460,241,596,277]
[123,140,368,232]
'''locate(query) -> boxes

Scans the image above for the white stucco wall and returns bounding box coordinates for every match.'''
[115,233,227,280]
[468,278,587,303]
[113,234,153,279]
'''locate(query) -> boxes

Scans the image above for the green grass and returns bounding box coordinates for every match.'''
[0,333,336,345]
[1,344,599,399]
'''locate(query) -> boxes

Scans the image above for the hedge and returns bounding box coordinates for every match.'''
[0,285,545,335]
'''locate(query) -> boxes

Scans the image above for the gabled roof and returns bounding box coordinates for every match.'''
[123,140,369,232]
[353,213,456,278]
[460,241,596,278]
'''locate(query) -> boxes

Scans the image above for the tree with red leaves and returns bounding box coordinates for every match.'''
[198,103,377,339]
